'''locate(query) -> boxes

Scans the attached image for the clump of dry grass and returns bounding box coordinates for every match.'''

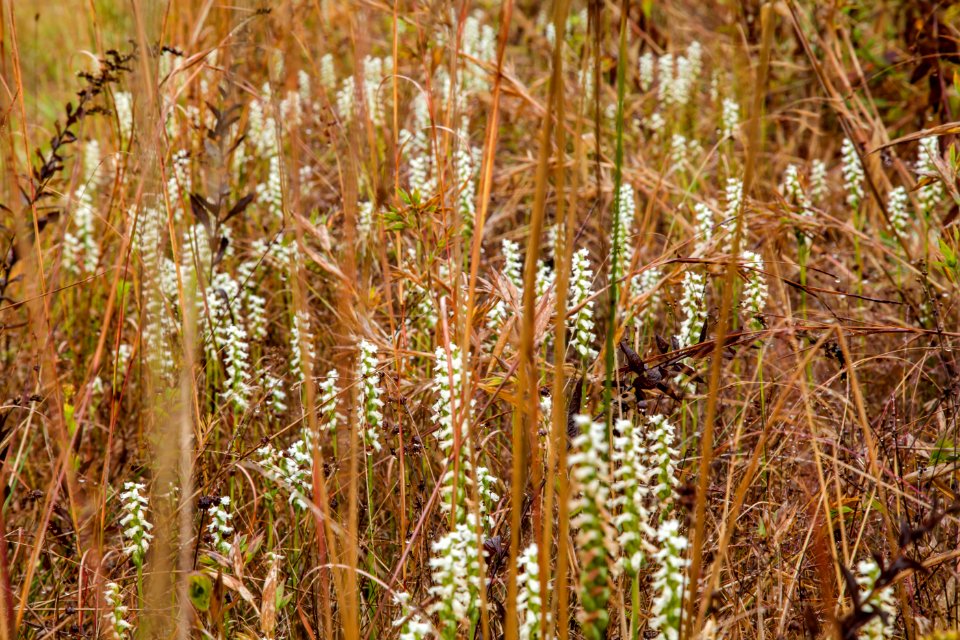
[2,1,960,639]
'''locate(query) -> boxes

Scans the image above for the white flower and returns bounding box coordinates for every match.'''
[104,582,132,639]
[291,310,315,384]
[810,159,828,203]
[248,95,279,158]
[782,163,813,218]
[916,137,943,215]
[740,251,768,330]
[569,415,617,636]
[841,138,864,210]
[612,182,636,277]
[568,248,597,361]
[428,517,482,634]
[319,370,341,435]
[237,254,267,340]
[502,239,523,287]
[456,138,477,238]
[676,269,707,350]
[631,267,662,326]
[114,91,134,142]
[856,558,896,640]
[320,53,336,91]
[535,260,554,297]
[670,133,690,172]
[612,419,654,575]
[646,110,666,135]
[119,482,153,565]
[257,155,284,220]
[639,52,655,92]
[264,373,287,416]
[358,340,384,453]
[517,542,548,640]
[720,97,739,138]
[888,186,909,236]
[404,95,435,197]
[337,76,356,122]
[432,345,479,523]
[658,42,702,109]
[362,55,387,126]
[694,203,714,252]
[650,518,689,640]
[393,591,433,640]
[207,272,252,411]
[258,439,313,510]
[648,414,680,502]
[297,69,312,107]
[358,201,375,241]
[207,496,234,554]
[461,12,496,92]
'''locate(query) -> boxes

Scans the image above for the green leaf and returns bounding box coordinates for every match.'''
[188,572,213,611]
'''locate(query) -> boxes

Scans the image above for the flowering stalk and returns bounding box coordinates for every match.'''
[650,518,689,640]
[428,515,482,639]
[569,415,617,640]
[916,137,944,216]
[888,186,909,238]
[319,369,341,444]
[675,269,707,350]
[114,91,133,143]
[517,542,547,640]
[432,345,475,522]
[104,582,132,640]
[720,97,739,139]
[207,496,234,554]
[569,248,597,361]
[648,414,680,504]
[740,251,768,331]
[119,482,153,569]
[693,203,714,253]
[358,340,384,453]
[291,310,315,385]
[611,419,653,576]
[393,591,433,640]
[810,159,827,203]
[841,138,864,211]
[456,140,477,239]
[856,558,896,640]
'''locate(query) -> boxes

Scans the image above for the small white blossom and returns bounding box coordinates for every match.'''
[841,138,864,210]
[517,542,548,640]
[676,269,707,350]
[103,582,132,639]
[740,251,768,331]
[358,340,384,453]
[114,91,134,142]
[888,186,909,236]
[319,370,342,436]
[856,558,897,640]
[720,97,739,138]
[639,52,655,92]
[810,159,828,203]
[650,518,689,640]
[569,415,617,636]
[207,496,234,554]
[119,482,153,565]
[916,137,943,215]
[291,310,315,384]
[428,516,482,636]
[393,591,433,640]
[568,248,597,361]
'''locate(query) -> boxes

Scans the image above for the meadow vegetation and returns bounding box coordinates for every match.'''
[2,1,960,638]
